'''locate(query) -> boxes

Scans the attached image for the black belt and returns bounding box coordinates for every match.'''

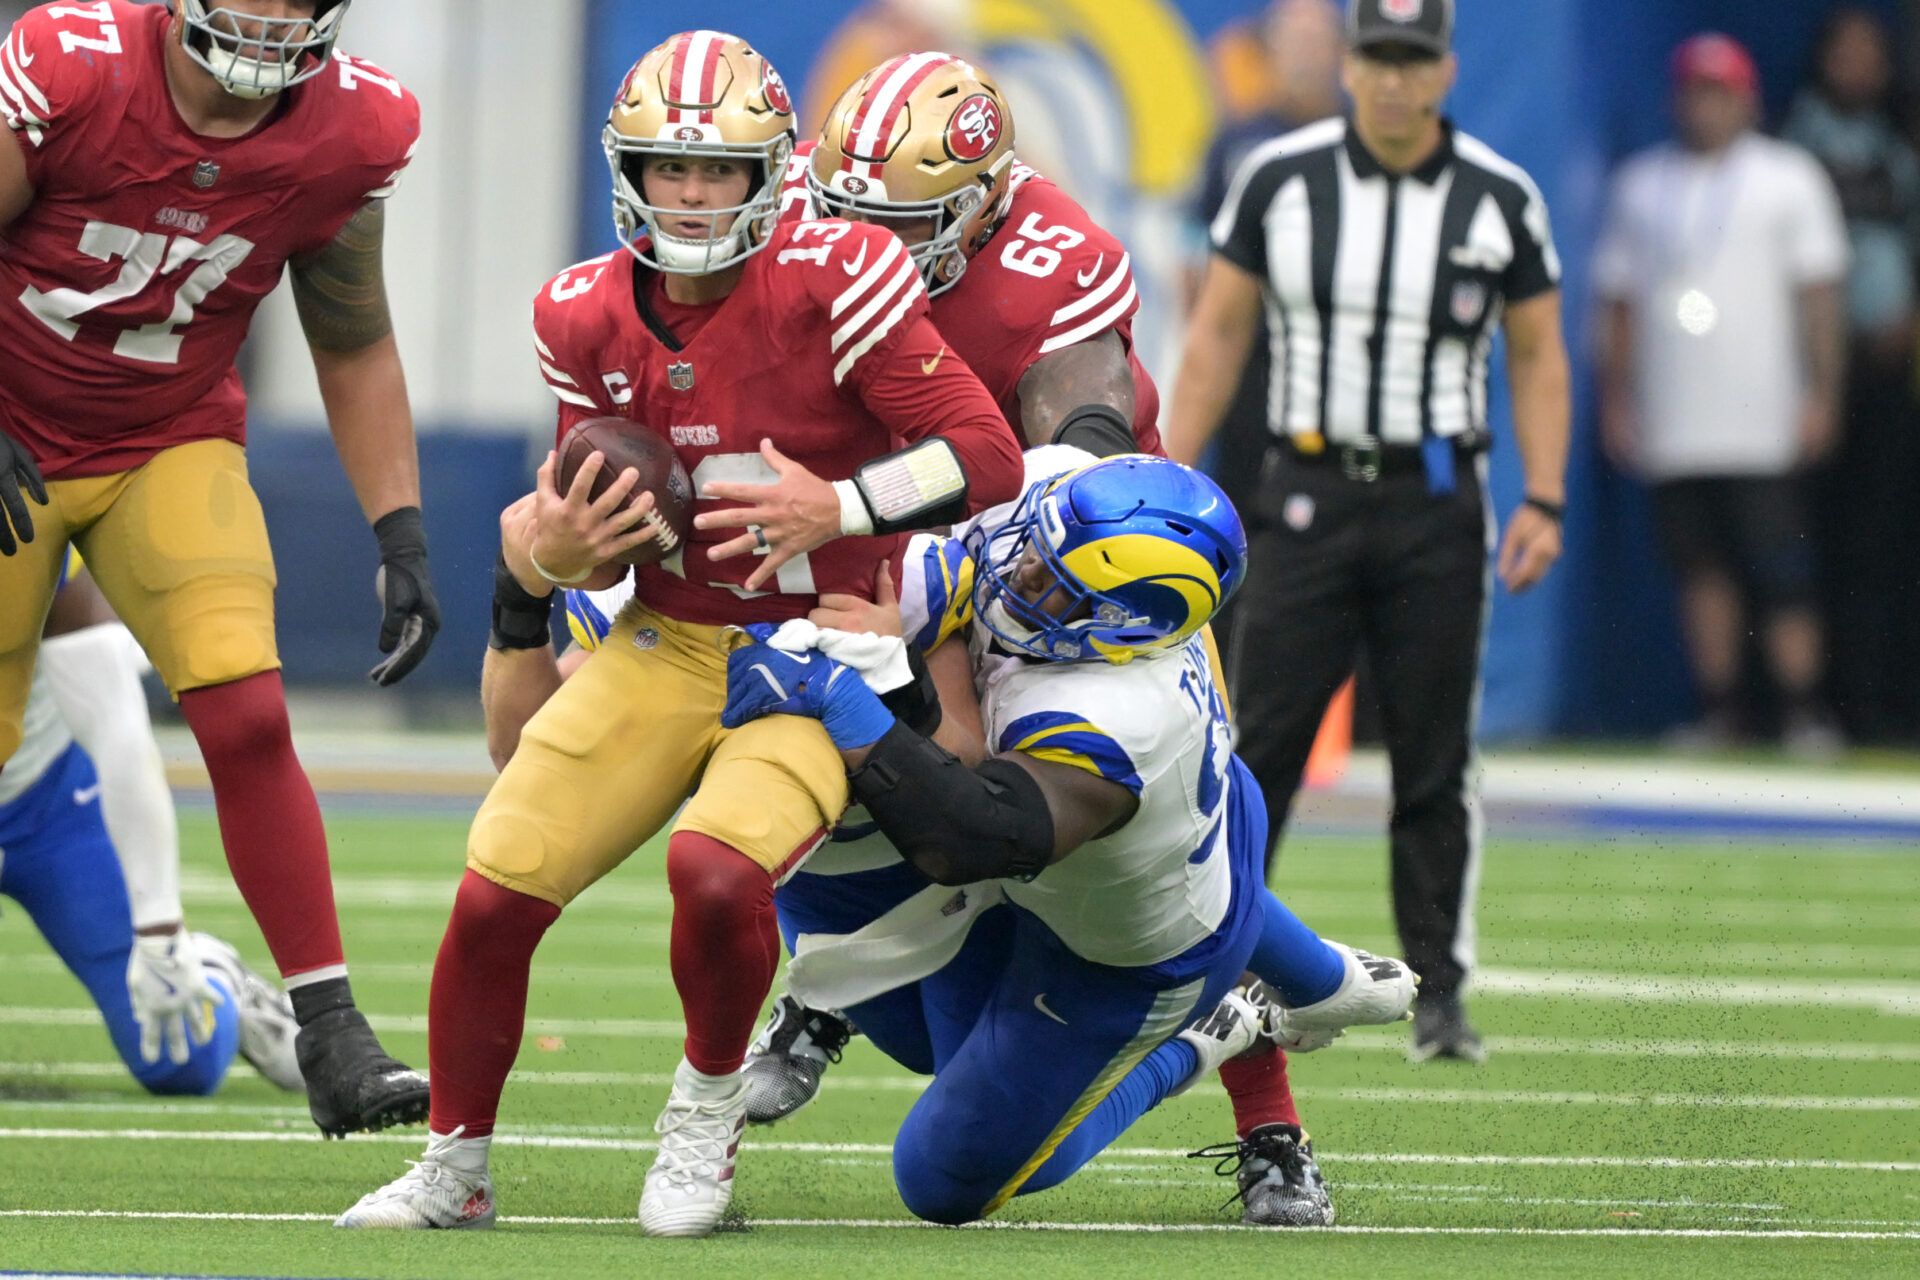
[1274,435,1488,483]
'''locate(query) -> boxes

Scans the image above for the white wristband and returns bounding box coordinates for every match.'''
[529,549,593,586]
[834,479,875,537]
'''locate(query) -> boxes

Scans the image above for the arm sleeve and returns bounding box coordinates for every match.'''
[1,9,99,187]
[39,625,185,931]
[1501,170,1563,303]
[1209,150,1276,279]
[897,533,975,653]
[855,311,1026,514]
[1788,151,1850,284]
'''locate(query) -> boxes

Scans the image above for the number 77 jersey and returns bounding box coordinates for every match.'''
[0,1,419,478]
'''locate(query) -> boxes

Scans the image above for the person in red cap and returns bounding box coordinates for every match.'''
[1596,33,1850,755]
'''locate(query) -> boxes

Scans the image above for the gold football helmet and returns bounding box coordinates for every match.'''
[809,53,1016,296]
[604,30,796,275]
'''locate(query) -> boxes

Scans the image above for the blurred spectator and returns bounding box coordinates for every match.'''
[1188,0,1343,656]
[1784,8,1920,745]
[1596,34,1850,755]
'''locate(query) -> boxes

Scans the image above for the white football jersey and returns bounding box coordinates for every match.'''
[837,446,1238,967]
[0,665,73,809]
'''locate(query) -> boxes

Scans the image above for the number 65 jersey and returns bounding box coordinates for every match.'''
[0,1,419,478]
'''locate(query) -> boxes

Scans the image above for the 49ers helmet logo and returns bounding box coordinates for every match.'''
[945,94,1003,162]
[674,126,703,141]
[762,65,792,115]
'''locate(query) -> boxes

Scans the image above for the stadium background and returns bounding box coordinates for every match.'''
[26,0,1897,743]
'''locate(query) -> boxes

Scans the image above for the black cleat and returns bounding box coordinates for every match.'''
[296,1005,431,1139]
[1410,991,1487,1064]
[740,995,851,1125]
[1189,1123,1334,1227]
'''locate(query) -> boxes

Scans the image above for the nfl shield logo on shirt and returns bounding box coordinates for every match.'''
[1451,280,1487,325]
[667,361,695,391]
[191,159,221,189]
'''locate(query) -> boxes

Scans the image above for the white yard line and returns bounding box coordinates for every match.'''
[0,1206,1914,1240]
[1,1126,1916,1173]
[6,1067,1916,1112]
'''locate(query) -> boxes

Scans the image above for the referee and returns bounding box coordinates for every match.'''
[1168,0,1571,1062]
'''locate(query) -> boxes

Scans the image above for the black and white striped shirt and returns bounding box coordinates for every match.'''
[1211,117,1560,447]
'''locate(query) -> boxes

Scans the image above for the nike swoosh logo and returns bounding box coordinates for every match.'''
[1075,253,1104,288]
[842,242,869,276]
[72,784,101,805]
[1033,993,1068,1026]
[14,39,32,69]
[921,347,946,375]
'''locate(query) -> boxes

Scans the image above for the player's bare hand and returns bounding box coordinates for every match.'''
[811,561,904,636]
[1498,504,1562,594]
[696,439,842,591]
[0,425,50,557]
[498,492,549,597]
[529,449,657,583]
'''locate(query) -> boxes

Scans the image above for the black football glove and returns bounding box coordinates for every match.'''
[1,426,50,557]
[368,505,441,686]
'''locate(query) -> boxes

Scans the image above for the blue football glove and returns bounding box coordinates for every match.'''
[723,625,896,750]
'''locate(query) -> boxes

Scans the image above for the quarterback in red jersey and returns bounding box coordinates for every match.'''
[0,1,436,1136]
[335,30,1021,1238]
[744,53,1335,1229]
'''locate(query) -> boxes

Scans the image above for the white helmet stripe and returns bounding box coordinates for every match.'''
[673,29,722,125]
[850,51,950,180]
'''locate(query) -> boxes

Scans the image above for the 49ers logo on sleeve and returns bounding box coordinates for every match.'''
[945,94,1003,162]
[762,65,792,115]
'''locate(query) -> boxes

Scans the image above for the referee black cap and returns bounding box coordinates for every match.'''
[1347,0,1453,57]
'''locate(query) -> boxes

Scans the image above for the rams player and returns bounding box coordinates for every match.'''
[336,31,1021,1237]
[2,554,300,1097]
[763,53,1335,1226]
[720,452,1415,1224]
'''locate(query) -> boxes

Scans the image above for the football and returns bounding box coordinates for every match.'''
[554,417,695,567]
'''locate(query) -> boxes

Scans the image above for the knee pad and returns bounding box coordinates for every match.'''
[892,1128,990,1226]
[666,832,774,922]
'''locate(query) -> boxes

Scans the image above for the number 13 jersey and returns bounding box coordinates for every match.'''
[0,1,419,477]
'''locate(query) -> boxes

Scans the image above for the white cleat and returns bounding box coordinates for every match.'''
[639,1059,748,1238]
[334,1129,496,1230]
[194,932,305,1093]
[1272,942,1419,1053]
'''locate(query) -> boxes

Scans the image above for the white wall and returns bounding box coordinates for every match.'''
[246,0,586,432]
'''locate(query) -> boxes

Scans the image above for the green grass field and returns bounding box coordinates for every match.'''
[3,809,1917,1279]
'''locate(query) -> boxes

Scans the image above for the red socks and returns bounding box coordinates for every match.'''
[665,832,779,1075]
[177,671,341,980]
[427,871,561,1138]
[1219,1046,1302,1138]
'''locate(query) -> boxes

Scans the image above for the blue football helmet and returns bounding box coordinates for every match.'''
[967,455,1248,664]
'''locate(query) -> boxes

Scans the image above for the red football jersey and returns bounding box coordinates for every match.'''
[783,145,1163,456]
[0,1,420,477]
[532,219,1023,626]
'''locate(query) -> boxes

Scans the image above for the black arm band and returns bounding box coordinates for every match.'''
[373,505,428,560]
[489,552,555,652]
[849,723,1054,885]
[1051,404,1136,458]
[1523,495,1566,523]
[851,438,970,535]
[876,641,942,738]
